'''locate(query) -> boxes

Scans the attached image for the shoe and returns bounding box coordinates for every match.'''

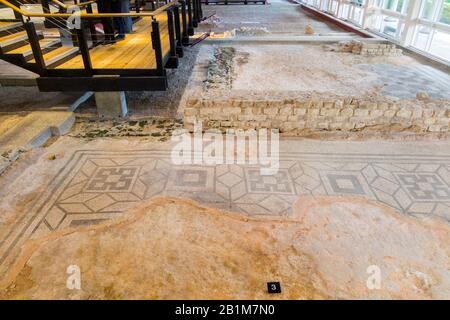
[101,39,116,45]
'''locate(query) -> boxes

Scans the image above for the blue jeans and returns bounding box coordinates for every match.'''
[121,0,133,33]
[112,0,132,38]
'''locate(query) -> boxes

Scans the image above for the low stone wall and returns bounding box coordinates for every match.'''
[184,97,450,134]
[356,42,403,57]
[336,40,403,57]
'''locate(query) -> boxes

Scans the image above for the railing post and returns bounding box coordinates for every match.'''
[136,0,141,13]
[24,21,46,75]
[41,0,51,12]
[173,5,183,57]
[187,0,194,35]
[10,0,23,20]
[86,4,98,46]
[75,27,93,75]
[42,0,58,28]
[192,0,198,28]
[198,0,203,20]
[166,8,179,68]
[151,19,165,75]
[180,0,189,45]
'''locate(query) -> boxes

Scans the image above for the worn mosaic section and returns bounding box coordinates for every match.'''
[1,150,450,276]
[357,64,450,100]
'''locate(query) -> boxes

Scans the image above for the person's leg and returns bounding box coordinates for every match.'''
[112,0,126,39]
[116,18,125,39]
[98,1,116,43]
[102,18,116,43]
[121,0,133,33]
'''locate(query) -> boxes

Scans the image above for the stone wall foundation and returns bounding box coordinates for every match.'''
[183,97,450,134]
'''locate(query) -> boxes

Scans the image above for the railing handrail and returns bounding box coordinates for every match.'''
[0,0,179,18]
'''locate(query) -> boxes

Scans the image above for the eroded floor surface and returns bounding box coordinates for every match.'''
[0,137,449,299]
[191,43,450,101]
[198,0,349,36]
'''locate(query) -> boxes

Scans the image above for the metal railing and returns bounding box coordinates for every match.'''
[0,0,203,79]
[0,0,179,18]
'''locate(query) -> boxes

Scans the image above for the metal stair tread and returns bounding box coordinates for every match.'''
[0,21,22,32]
[30,46,80,67]
[7,38,62,58]
[0,30,43,48]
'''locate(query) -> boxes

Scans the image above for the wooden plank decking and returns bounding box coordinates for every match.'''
[55,15,170,70]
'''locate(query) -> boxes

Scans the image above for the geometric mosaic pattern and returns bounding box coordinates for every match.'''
[395,173,450,201]
[85,167,140,192]
[245,169,295,194]
[1,150,450,276]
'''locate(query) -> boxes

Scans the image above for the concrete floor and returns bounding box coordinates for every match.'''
[0,60,37,87]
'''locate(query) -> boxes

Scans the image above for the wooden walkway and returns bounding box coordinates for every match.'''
[56,14,170,69]
[0,0,204,91]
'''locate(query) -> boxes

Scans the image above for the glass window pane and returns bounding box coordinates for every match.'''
[429,30,450,60]
[340,4,351,19]
[381,15,399,37]
[421,0,435,20]
[352,6,364,25]
[330,0,339,15]
[369,14,383,30]
[439,0,450,24]
[413,25,432,50]
[396,0,408,13]
[384,0,396,10]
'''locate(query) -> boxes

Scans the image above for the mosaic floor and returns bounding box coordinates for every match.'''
[1,147,450,276]
[25,151,450,228]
